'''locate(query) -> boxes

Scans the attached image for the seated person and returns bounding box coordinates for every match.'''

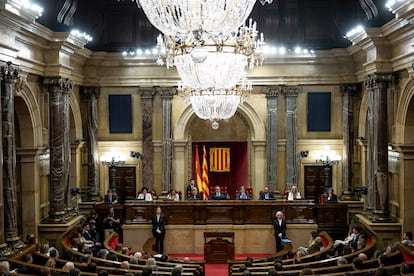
[402,231,413,246]
[209,185,228,200]
[287,185,302,200]
[104,189,118,204]
[137,187,153,201]
[236,186,250,200]
[259,186,275,200]
[325,188,338,203]
[166,190,180,201]
[188,187,201,200]
[103,206,121,233]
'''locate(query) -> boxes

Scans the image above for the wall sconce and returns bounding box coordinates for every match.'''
[299,150,309,159]
[130,151,142,159]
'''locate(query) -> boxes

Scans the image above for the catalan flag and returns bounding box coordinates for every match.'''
[195,146,203,194]
[209,147,231,172]
[201,146,210,200]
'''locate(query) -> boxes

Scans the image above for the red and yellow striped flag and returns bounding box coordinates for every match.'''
[195,146,203,194]
[201,146,210,200]
[209,147,230,172]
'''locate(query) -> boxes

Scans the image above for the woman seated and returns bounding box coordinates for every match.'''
[236,186,250,200]
[288,186,302,200]
[166,190,180,201]
[137,187,153,201]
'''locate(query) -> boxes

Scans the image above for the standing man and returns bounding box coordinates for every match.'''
[273,211,287,252]
[186,179,196,199]
[152,206,166,254]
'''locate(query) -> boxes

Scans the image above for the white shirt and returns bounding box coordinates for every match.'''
[167,193,180,201]
[288,192,301,200]
[137,193,153,201]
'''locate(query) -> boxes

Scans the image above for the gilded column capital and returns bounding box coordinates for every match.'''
[139,87,156,99]
[159,87,176,99]
[266,86,283,97]
[80,86,100,99]
[0,61,20,82]
[43,77,73,93]
[284,86,300,97]
[365,73,393,90]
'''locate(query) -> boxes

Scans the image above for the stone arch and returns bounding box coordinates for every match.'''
[174,101,266,141]
[14,84,42,147]
[358,88,369,138]
[395,78,414,144]
[69,94,83,141]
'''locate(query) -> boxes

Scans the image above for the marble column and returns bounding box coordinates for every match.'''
[285,87,299,189]
[62,83,72,210]
[0,61,22,251]
[81,87,101,201]
[160,88,174,191]
[140,88,155,191]
[341,83,358,200]
[44,77,73,222]
[266,86,281,191]
[365,73,392,220]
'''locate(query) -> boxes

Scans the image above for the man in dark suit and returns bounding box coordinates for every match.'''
[188,187,201,200]
[152,206,166,254]
[273,211,287,252]
[209,185,228,200]
[104,189,118,204]
[186,179,196,199]
[325,188,338,203]
[259,186,275,200]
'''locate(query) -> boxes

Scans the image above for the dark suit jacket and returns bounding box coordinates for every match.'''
[325,193,338,203]
[209,191,227,200]
[273,219,287,238]
[186,184,196,199]
[188,194,201,200]
[236,192,250,200]
[104,194,118,204]
[152,214,166,236]
[259,192,275,200]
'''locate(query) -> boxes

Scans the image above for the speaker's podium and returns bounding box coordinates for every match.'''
[204,232,235,263]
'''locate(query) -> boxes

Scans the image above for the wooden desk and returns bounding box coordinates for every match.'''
[204,232,235,263]
[119,200,316,225]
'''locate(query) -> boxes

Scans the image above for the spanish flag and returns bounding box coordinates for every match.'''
[201,146,210,200]
[195,146,203,194]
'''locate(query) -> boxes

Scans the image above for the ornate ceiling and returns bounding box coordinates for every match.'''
[37,0,393,52]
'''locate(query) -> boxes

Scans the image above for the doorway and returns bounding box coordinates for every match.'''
[304,165,332,202]
[112,166,137,203]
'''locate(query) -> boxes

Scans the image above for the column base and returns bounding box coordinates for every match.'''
[45,210,67,223]
[7,236,24,252]
[0,243,12,260]
[340,191,358,201]
[370,209,394,222]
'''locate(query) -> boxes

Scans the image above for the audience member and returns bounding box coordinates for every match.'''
[137,187,153,201]
[352,257,364,270]
[259,186,275,200]
[401,262,413,275]
[337,257,348,265]
[0,261,10,274]
[102,206,121,237]
[236,186,250,200]
[62,261,75,272]
[402,231,413,246]
[39,267,51,276]
[375,267,389,276]
[171,267,182,276]
[120,261,129,269]
[44,258,56,268]
[358,252,368,261]
[274,261,283,271]
[287,186,302,200]
[267,268,277,276]
[69,268,81,276]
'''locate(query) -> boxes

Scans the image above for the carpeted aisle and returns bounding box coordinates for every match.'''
[205,264,228,276]
[169,254,269,276]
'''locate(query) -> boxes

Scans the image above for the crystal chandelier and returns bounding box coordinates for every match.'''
[138,0,257,39]
[179,77,252,129]
[138,0,267,126]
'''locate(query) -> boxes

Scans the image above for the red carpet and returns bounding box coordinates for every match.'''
[169,254,269,276]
